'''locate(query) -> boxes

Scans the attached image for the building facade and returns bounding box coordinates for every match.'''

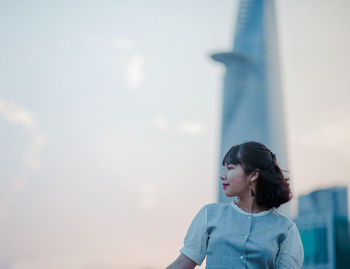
[294,187,350,269]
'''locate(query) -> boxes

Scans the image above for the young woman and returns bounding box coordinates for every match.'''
[167,141,304,269]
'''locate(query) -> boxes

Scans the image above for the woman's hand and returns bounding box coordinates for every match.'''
[166,253,197,269]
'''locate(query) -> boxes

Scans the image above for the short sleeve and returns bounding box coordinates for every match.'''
[180,205,208,265]
[276,223,304,269]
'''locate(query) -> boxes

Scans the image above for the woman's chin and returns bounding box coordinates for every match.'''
[224,191,235,197]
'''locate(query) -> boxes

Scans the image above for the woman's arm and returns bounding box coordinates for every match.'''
[276,224,304,268]
[168,205,208,268]
[166,253,197,269]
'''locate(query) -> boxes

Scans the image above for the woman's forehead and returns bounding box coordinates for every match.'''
[223,159,240,165]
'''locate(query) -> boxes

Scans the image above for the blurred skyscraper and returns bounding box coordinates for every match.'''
[294,187,350,269]
[211,0,289,207]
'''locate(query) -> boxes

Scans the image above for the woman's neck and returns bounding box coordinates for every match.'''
[236,195,268,214]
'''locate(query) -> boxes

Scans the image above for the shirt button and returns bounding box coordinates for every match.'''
[240,256,244,259]
[247,216,251,220]
[244,235,248,238]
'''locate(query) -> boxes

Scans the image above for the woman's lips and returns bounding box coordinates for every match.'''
[222,183,229,189]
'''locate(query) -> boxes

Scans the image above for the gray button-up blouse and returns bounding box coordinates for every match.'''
[180,199,304,269]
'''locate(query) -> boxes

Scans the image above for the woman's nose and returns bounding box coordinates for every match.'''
[220,172,226,180]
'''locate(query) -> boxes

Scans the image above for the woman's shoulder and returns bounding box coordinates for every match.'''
[203,202,234,217]
[270,208,297,230]
[204,197,238,210]
[204,202,232,209]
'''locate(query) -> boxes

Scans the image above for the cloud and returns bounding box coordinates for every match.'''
[85,36,144,91]
[111,37,133,51]
[125,53,145,91]
[0,98,47,169]
[0,100,36,129]
[111,37,144,91]
[179,121,203,135]
[84,36,145,91]
[154,115,203,136]
[154,115,171,131]
[0,98,47,222]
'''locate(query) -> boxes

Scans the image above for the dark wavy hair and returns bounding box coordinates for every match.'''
[222,141,291,209]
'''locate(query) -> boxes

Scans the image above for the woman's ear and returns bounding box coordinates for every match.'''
[249,169,259,183]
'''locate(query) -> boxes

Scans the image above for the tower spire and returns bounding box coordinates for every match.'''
[211,0,289,215]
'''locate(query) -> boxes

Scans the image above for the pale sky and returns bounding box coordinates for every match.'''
[0,0,349,268]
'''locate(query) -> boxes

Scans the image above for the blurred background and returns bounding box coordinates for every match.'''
[0,0,349,268]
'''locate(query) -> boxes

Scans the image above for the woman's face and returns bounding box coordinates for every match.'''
[220,163,250,197]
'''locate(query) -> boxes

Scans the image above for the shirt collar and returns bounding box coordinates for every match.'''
[230,196,274,217]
